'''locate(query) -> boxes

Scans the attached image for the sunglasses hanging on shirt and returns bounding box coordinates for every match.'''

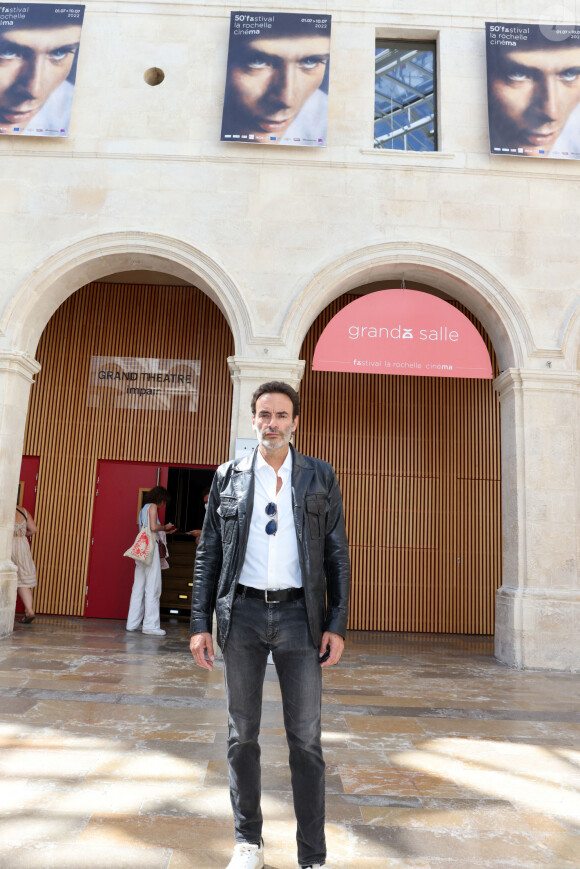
[265,502,277,536]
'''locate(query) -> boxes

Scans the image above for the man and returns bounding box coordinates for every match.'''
[190,381,350,869]
[187,487,210,542]
[221,14,331,146]
[487,25,580,158]
[0,5,83,136]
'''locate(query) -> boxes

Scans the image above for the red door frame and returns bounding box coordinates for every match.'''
[85,459,215,619]
[85,460,168,620]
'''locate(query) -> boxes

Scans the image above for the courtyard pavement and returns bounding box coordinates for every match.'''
[0,618,579,868]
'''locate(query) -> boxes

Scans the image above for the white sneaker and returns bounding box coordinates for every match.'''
[226,841,264,869]
[142,628,166,636]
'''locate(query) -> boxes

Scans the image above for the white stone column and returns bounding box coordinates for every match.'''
[227,356,306,457]
[0,350,41,638]
[494,368,580,671]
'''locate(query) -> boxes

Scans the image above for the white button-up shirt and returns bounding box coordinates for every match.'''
[238,448,302,590]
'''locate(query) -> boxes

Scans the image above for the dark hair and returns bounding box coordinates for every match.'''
[201,487,211,498]
[142,486,170,507]
[251,381,300,418]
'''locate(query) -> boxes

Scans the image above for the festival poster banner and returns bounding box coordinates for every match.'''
[0,3,85,137]
[312,290,493,380]
[486,21,580,160]
[87,357,201,412]
[221,10,331,147]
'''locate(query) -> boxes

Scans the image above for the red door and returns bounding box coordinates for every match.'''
[85,461,168,619]
[16,457,40,613]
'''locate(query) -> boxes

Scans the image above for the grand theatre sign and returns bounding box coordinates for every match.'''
[313,289,492,379]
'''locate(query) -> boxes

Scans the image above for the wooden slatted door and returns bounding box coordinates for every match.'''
[296,294,502,635]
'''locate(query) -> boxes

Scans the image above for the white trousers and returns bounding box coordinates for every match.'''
[126,544,162,631]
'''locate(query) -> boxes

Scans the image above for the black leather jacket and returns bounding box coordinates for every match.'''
[190,445,350,649]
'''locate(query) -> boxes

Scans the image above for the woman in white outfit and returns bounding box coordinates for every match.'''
[126,487,175,636]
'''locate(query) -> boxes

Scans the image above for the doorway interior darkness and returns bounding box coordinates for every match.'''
[162,466,215,618]
[165,466,215,535]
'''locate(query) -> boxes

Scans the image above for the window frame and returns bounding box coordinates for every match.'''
[374,37,438,152]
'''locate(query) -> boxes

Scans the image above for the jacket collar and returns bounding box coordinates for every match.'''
[289,443,315,471]
[231,445,315,516]
[233,443,313,473]
[290,445,315,497]
[232,447,257,474]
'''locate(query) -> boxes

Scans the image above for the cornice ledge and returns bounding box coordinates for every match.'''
[498,585,580,604]
[528,348,565,360]
[246,335,286,347]
[494,367,580,395]
[227,356,305,380]
[0,349,41,380]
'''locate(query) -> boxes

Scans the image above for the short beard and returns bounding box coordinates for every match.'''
[256,430,292,451]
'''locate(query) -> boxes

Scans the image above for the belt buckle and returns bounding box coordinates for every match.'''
[265,589,280,604]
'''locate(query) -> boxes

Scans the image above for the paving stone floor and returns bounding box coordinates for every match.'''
[0,617,579,868]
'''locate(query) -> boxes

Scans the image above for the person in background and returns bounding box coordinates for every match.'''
[126,486,176,636]
[12,498,38,624]
[187,487,211,542]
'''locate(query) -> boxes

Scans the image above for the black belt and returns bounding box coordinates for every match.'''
[236,584,304,604]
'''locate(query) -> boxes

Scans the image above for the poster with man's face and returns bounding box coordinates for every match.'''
[221,11,331,147]
[0,3,84,137]
[486,22,580,159]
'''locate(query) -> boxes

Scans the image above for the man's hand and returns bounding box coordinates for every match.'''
[319,630,344,668]
[190,632,215,671]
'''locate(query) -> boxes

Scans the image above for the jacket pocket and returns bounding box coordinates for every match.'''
[306,495,325,540]
[217,498,238,544]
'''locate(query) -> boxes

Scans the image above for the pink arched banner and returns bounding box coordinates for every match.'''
[312,289,493,379]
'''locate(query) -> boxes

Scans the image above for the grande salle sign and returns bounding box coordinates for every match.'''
[312,289,493,379]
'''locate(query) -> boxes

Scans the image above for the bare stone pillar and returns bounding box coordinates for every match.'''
[494,369,580,671]
[0,350,40,638]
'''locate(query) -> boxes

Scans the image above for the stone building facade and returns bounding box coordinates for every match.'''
[0,0,579,670]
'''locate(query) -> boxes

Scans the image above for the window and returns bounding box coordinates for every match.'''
[374,40,437,151]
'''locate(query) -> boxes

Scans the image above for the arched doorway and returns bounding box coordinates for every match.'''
[295,282,501,634]
[20,273,235,617]
[0,233,249,633]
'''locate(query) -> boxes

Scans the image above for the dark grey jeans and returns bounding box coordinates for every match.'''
[222,592,326,868]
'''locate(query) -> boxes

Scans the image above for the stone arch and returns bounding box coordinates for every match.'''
[0,231,251,636]
[283,242,530,371]
[1,230,251,356]
[283,241,533,645]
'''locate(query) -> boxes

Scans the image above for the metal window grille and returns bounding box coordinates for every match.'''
[374,40,437,151]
